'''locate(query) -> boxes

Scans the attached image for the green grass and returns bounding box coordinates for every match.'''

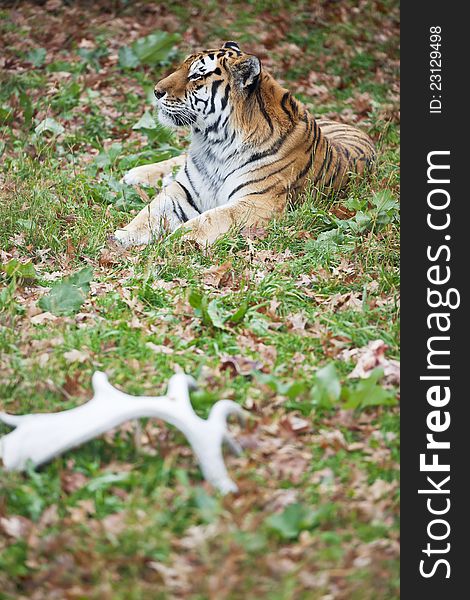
[0,1,399,598]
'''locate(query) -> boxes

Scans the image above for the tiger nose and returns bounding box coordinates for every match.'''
[154,88,166,100]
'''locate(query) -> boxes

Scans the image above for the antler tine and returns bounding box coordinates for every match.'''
[0,412,27,427]
[166,373,197,403]
[0,372,245,494]
[91,371,113,394]
[209,399,246,427]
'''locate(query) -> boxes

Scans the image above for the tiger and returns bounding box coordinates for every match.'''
[113,41,375,247]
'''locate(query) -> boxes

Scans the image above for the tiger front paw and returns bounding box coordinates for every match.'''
[121,167,152,187]
[111,228,152,248]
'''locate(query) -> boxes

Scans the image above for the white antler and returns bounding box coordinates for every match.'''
[0,372,245,494]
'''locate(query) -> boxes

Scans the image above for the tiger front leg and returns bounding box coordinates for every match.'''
[178,193,287,245]
[112,182,198,247]
[122,154,186,187]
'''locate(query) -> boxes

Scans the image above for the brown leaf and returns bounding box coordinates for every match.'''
[99,248,120,267]
[62,371,83,397]
[68,499,95,522]
[45,0,63,11]
[61,470,89,494]
[280,415,311,434]
[101,511,127,536]
[352,92,374,115]
[202,261,232,288]
[269,443,310,484]
[31,311,58,325]
[0,515,33,539]
[315,429,348,451]
[327,291,363,312]
[330,204,356,220]
[66,237,76,258]
[38,504,59,529]
[340,339,400,385]
[264,488,299,512]
[146,342,174,354]
[241,226,268,240]
[220,355,263,377]
[63,348,89,363]
[287,312,308,332]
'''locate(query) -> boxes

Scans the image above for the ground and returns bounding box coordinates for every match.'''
[0,1,400,598]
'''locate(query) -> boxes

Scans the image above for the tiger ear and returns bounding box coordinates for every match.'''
[222,41,240,52]
[231,55,261,88]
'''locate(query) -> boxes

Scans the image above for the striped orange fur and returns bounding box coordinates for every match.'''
[114,41,375,247]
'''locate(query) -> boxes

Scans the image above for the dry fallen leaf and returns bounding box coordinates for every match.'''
[241,226,268,240]
[220,355,263,376]
[280,415,311,434]
[68,499,95,523]
[340,339,400,385]
[36,352,50,367]
[286,312,308,332]
[0,515,33,540]
[41,271,65,282]
[146,342,174,354]
[61,470,89,494]
[327,291,363,312]
[63,349,89,363]
[101,511,127,536]
[31,311,57,325]
[315,429,348,451]
[202,261,232,288]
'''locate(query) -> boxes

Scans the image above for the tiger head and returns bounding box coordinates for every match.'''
[154,41,261,131]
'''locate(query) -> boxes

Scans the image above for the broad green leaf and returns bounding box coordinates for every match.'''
[17,219,33,230]
[255,373,307,399]
[118,46,140,69]
[189,289,244,330]
[38,267,93,315]
[131,31,180,66]
[350,211,372,233]
[371,190,399,213]
[265,503,318,540]
[234,531,267,553]
[188,289,211,326]
[47,60,76,73]
[188,289,204,310]
[255,372,280,392]
[309,228,346,254]
[342,368,397,409]
[344,196,367,211]
[67,266,94,292]
[193,488,221,523]
[285,381,308,400]
[132,111,158,130]
[229,300,249,324]
[93,143,123,170]
[26,47,46,67]
[77,46,109,72]
[38,281,86,315]
[132,112,177,144]
[19,91,33,125]
[372,190,400,227]
[2,259,37,281]
[312,363,341,409]
[206,299,228,329]
[35,117,64,136]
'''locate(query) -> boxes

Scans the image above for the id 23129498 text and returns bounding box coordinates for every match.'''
[429,26,442,114]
